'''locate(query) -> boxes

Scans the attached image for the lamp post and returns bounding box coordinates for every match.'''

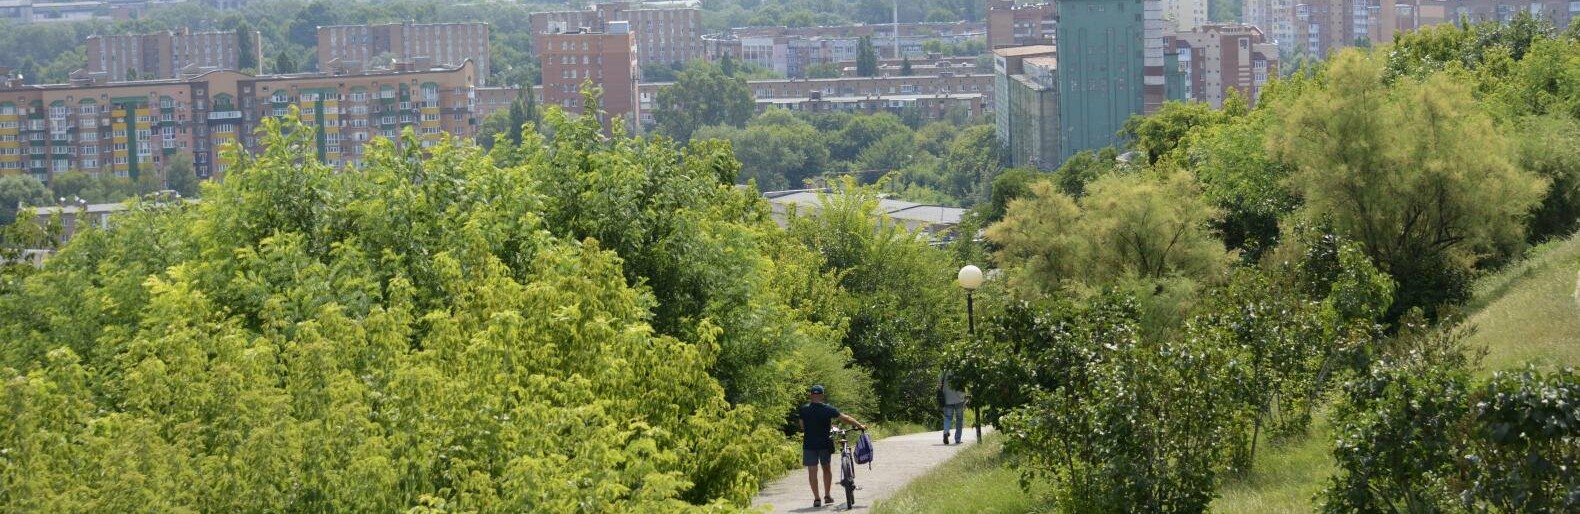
[957,264,983,441]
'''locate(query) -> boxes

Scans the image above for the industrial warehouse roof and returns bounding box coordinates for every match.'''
[762,190,964,233]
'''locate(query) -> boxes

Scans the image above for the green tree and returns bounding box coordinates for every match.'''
[998,295,1239,514]
[856,36,879,77]
[0,110,795,512]
[0,175,47,225]
[1187,119,1296,260]
[979,168,1043,223]
[1050,147,1120,198]
[784,180,965,421]
[652,62,755,142]
[805,62,842,79]
[274,50,297,74]
[988,170,1231,306]
[1271,51,1547,322]
[162,153,200,198]
[1121,100,1228,165]
[939,124,1005,204]
[1514,115,1580,243]
[899,56,913,76]
[693,109,829,189]
[236,22,257,72]
[720,52,738,77]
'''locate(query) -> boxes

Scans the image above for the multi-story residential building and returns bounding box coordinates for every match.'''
[1173,24,1279,107]
[0,0,109,24]
[539,23,640,133]
[994,46,1060,170]
[531,1,705,72]
[317,22,490,84]
[1166,0,1210,31]
[0,60,481,181]
[1243,0,1296,50]
[702,22,985,78]
[987,0,1058,48]
[1280,0,1574,60]
[1382,0,1576,38]
[638,72,994,126]
[1057,0,1168,159]
[86,29,262,82]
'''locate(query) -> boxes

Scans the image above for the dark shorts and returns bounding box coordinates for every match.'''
[802,448,833,467]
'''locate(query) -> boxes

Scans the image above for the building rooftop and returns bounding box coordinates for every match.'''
[762,190,965,231]
[1023,56,1058,69]
[993,45,1057,57]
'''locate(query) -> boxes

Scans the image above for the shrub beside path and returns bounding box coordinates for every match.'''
[751,427,995,513]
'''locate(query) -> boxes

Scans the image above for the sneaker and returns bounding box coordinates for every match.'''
[825,495,834,505]
[943,432,950,445]
[814,499,822,508]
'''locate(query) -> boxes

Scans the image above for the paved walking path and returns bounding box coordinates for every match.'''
[751,427,994,513]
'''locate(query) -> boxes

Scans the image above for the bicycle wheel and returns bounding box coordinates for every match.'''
[841,452,856,508]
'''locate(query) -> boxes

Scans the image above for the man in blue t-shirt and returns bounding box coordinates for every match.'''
[798,384,867,508]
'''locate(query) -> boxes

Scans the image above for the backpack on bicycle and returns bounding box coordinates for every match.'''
[854,432,874,467]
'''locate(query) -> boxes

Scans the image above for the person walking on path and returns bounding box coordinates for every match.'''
[799,384,867,508]
[939,370,966,445]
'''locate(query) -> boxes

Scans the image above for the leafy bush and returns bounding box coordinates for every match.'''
[1323,321,1580,513]
[0,114,798,511]
[999,295,1238,513]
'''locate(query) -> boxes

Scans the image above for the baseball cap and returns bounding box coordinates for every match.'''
[809,384,825,394]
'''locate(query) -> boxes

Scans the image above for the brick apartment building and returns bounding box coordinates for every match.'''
[530,1,704,72]
[987,1,1058,48]
[317,22,490,84]
[1173,24,1278,108]
[539,23,640,133]
[0,60,481,182]
[86,28,262,81]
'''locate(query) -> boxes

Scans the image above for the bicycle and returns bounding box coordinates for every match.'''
[830,426,863,510]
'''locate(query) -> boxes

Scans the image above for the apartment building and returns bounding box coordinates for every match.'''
[539,23,640,133]
[317,22,490,84]
[1382,0,1576,38]
[531,1,704,71]
[0,60,480,181]
[1166,0,1210,31]
[987,0,1058,48]
[1278,0,1574,60]
[86,29,262,82]
[1243,0,1295,50]
[1174,24,1279,107]
[993,46,1059,170]
[636,72,992,124]
[702,22,985,78]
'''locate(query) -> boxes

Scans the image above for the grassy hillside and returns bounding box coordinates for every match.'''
[1214,232,1580,513]
[877,234,1580,514]
[1460,234,1580,373]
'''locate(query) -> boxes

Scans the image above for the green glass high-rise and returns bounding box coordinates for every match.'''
[1056,0,1164,160]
